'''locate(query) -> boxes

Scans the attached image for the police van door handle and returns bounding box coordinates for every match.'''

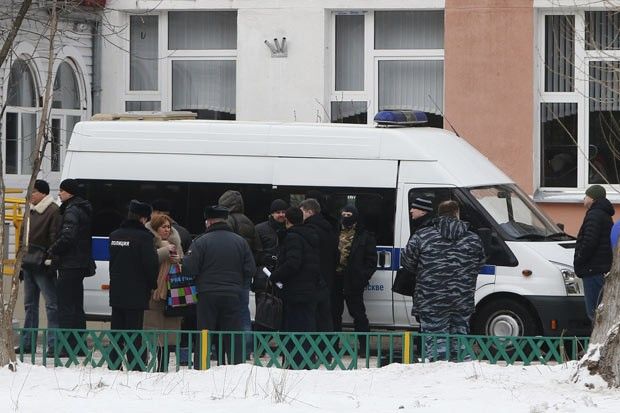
[377,250,392,268]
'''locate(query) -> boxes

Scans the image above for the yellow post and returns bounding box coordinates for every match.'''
[201,330,209,370]
[403,331,411,364]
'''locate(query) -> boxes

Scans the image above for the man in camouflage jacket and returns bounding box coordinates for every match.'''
[401,200,485,361]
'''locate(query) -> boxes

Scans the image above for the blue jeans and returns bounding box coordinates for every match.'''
[21,267,59,350]
[583,274,605,321]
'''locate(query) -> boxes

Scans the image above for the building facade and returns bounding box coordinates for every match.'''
[0,1,100,191]
[93,0,620,234]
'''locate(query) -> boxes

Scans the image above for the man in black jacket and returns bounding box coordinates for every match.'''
[271,207,321,368]
[254,199,288,290]
[300,198,338,334]
[574,185,615,322]
[108,200,159,370]
[333,205,377,354]
[48,179,94,352]
[183,205,255,365]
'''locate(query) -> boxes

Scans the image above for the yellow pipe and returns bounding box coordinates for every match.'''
[201,330,209,370]
[403,331,411,364]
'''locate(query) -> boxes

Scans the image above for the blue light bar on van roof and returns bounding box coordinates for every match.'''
[373,110,428,126]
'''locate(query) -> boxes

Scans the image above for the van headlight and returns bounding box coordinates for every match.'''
[552,262,581,295]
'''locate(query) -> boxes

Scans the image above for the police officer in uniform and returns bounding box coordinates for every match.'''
[183,205,255,365]
[108,200,159,370]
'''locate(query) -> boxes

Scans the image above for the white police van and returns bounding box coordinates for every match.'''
[63,111,589,337]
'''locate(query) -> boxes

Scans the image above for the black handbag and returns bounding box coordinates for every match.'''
[392,268,416,297]
[22,244,47,271]
[254,286,283,331]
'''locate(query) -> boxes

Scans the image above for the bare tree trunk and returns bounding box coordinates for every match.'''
[573,246,620,387]
[0,0,33,68]
[0,1,58,369]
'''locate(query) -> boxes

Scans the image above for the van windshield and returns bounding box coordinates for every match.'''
[467,184,572,241]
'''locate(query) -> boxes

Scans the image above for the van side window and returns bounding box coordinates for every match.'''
[82,179,395,246]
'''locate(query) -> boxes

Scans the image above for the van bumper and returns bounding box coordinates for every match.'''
[528,295,591,336]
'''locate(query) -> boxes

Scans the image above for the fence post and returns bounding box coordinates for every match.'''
[201,330,209,370]
[403,331,411,364]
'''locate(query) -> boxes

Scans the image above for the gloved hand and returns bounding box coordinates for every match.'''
[44,259,52,266]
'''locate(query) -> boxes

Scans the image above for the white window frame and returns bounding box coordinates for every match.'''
[2,109,40,175]
[123,12,238,114]
[329,10,445,124]
[49,58,87,175]
[535,9,620,201]
[124,13,162,98]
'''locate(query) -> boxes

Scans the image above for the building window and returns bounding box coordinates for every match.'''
[331,11,444,126]
[171,60,236,120]
[4,58,38,175]
[168,11,237,50]
[126,11,237,119]
[51,60,84,172]
[335,15,364,92]
[539,11,620,190]
[130,15,158,91]
[126,101,161,111]
[331,101,367,124]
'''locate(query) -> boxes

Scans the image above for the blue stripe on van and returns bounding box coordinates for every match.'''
[480,265,496,275]
[90,238,496,276]
[92,237,110,261]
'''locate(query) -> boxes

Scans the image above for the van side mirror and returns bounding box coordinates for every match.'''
[557,223,565,231]
[477,227,492,255]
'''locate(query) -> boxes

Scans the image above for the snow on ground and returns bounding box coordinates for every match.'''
[1,361,618,412]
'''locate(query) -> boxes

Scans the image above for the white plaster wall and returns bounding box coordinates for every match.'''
[236,7,327,122]
[100,0,445,121]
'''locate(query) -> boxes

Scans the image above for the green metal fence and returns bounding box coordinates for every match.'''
[14,328,590,371]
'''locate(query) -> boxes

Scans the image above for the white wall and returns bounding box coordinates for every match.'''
[100,0,445,122]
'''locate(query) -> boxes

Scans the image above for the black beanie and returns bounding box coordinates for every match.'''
[128,200,152,219]
[270,199,288,213]
[34,179,50,195]
[59,179,79,195]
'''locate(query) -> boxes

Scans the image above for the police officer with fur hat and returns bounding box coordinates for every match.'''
[183,205,255,365]
[108,200,159,369]
[575,185,615,323]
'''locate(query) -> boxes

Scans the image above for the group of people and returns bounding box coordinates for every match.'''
[20,178,95,356]
[21,178,612,367]
[107,189,378,367]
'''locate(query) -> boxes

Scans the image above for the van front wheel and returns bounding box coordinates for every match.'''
[472,299,540,337]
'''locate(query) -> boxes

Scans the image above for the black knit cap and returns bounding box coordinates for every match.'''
[128,200,152,219]
[585,185,606,201]
[59,178,79,195]
[410,195,434,212]
[34,179,50,195]
[204,205,229,220]
[270,199,288,213]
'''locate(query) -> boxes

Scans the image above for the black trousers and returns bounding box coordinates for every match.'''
[315,286,333,332]
[195,292,242,366]
[57,269,87,349]
[283,300,317,369]
[331,276,370,352]
[110,307,145,370]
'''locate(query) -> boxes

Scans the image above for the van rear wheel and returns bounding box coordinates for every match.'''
[472,299,540,337]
